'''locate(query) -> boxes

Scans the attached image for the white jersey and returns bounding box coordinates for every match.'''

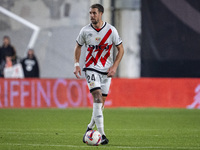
[76,22,122,74]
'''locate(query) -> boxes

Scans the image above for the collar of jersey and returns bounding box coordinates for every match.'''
[91,22,106,32]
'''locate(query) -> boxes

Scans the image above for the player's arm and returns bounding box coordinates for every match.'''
[73,43,82,79]
[107,43,124,77]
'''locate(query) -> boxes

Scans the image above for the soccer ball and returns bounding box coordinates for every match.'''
[84,130,102,146]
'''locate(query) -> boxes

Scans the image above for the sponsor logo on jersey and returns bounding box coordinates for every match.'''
[85,29,113,67]
[88,44,109,50]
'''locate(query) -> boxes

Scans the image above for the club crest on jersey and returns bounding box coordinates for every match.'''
[89,82,95,88]
[95,37,101,42]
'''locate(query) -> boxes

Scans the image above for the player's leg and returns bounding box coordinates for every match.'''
[91,89,109,145]
[86,71,101,130]
[91,89,105,134]
[83,91,106,144]
[87,91,107,131]
[83,111,95,142]
[87,112,95,129]
[100,76,112,143]
[83,71,101,143]
[100,95,109,144]
[83,71,109,145]
[98,76,111,145]
[86,91,103,130]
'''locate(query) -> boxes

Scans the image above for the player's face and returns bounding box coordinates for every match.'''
[28,50,34,58]
[3,38,10,46]
[89,8,102,25]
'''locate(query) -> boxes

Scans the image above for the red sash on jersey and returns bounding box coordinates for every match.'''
[85,29,113,67]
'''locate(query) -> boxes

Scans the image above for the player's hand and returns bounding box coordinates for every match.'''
[74,66,82,79]
[107,66,117,77]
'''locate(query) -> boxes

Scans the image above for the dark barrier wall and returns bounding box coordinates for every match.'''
[141,0,200,77]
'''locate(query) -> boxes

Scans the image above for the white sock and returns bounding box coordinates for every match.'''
[88,112,95,129]
[93,103,105,135]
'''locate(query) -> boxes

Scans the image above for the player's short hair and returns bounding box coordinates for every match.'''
[90,4,104,13]
[3,35,10,40]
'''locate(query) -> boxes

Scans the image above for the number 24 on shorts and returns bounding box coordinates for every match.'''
[87,74,96,83]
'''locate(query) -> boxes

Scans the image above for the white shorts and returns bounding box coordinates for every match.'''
[85,70,111,96]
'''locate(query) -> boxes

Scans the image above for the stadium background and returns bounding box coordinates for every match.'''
[1,1,200,149]
[0,0,200,109]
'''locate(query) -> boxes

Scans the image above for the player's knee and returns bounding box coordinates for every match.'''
[92,90,102,103]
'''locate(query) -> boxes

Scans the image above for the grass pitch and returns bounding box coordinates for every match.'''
[0,108,200,150]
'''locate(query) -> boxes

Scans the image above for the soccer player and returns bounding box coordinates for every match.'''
[73,4,124,145]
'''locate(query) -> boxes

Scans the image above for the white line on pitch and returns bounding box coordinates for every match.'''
[1,131,82,136]
[1,143,200,149]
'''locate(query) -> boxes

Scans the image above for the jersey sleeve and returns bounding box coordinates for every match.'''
[76,28,85,46]
[112,27,122,46]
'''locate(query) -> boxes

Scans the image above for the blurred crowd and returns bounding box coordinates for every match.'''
[0,35,39,78]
